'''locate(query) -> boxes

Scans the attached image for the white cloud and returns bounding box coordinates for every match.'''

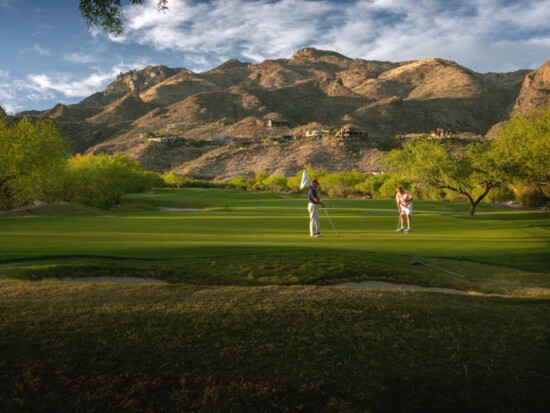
[0,60,154,114]
[3,0,549,114]
[24,61,152,98]
[0,70,18,113]
[111,0,550,73]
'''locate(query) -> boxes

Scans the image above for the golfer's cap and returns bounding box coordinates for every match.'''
[312,179,319,184]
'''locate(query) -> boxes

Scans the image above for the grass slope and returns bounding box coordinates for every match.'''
[1,282,548,413]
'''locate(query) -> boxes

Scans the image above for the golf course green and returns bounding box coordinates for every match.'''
[1,188,548,412]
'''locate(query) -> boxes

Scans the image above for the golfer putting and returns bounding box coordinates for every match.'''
[307,178,325,237]
[396,186,413,233]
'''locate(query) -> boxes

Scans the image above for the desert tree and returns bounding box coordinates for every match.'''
[490,108,550,203]
[79,0,169,35]
[0,118,68,209]
[383,138,502,216]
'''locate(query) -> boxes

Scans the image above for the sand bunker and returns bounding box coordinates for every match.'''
[334,280,467,294]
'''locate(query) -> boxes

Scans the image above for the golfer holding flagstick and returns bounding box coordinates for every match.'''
[396,186,413,233]
[308,179,325,237]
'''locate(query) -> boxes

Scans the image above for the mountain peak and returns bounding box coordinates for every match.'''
[290,47,350,62]
[213,59,248,71]
[106,65,185,95]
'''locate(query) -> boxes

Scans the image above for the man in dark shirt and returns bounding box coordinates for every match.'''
[308,179,325,237]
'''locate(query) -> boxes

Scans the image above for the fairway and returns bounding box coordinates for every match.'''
[0,188,548,295]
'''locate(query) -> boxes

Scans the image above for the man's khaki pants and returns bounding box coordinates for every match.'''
[308,202,320,236]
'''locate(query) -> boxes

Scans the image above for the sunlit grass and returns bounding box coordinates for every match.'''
[0,188,548,296]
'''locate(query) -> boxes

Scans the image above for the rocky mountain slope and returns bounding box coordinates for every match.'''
[513,60,550,114]
[15,48,548,178]
[486,60,550,137]
[174,137,383,180]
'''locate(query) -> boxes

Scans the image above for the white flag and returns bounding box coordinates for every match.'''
[299,169,310,190]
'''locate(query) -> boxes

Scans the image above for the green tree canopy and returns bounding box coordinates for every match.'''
[0,118,68,209]
[383,139,502,215]
[79,0,168,35]
[490,108,550,188]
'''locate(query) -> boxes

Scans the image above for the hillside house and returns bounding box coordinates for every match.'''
[147,135,189,145]
[267,119,290,128]
[305,130,328,139]
[336,126,367,140]
[432,128,458,138]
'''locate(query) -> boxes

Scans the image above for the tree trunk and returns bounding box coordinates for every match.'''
[468,186,493,216]
[442,184,495,216]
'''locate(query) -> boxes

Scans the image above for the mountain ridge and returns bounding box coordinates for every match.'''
[9,48,548,178]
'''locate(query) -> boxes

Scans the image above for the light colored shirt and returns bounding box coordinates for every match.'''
[396,190,413,206]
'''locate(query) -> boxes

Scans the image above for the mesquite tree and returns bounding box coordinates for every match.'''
[490,109,550,190]
[0,118,68,210]
[383,138,502,216]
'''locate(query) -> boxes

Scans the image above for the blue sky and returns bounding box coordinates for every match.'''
[1,0,549,114]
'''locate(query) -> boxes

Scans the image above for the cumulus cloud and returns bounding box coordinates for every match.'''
[3,0,548,113]
[113,0,550,72]
[0,61,153,114]
[0,70,18,114]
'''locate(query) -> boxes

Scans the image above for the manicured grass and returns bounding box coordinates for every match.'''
[0,189,548,411]
[0,282,548,413]
[0,188,548,296]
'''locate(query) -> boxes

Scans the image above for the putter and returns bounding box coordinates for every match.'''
[323,208,339,237]
[395,215,402,231]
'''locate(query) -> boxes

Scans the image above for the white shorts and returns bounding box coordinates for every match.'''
[400,203,412,215]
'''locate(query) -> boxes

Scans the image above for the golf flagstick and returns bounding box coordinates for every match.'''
[323,208,339,237]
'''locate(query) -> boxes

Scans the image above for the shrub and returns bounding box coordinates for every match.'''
[227,176,254,190]
[63,153,162,208]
